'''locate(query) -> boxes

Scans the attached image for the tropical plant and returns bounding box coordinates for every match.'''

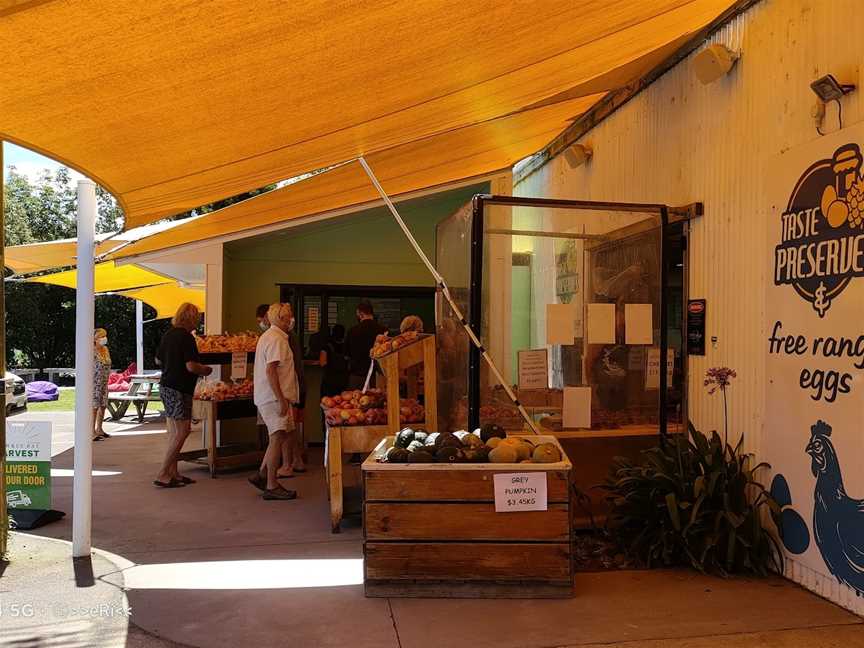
[602,424,783,576]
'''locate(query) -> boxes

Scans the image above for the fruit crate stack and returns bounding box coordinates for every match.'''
[362,429,574,599]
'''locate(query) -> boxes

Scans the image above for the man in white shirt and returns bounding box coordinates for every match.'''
[249,303,299,500]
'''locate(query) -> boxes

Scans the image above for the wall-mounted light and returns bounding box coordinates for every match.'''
[811,74,856,135]
[811,74,856,102]
[692,44,739,85]
[564,143,592,168]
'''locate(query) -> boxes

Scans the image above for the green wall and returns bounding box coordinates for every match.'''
[223,184,487,332]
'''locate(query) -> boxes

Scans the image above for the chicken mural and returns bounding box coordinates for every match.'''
[804,420,864,596]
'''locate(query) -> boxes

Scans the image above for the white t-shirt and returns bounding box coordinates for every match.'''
[253,326,299,407]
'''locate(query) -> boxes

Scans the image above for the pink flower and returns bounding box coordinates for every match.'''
[705,367,736,395]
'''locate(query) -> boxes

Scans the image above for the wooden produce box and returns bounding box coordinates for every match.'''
[362,435,573,598]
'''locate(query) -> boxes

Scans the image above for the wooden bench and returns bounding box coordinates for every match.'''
[107,374,162,422]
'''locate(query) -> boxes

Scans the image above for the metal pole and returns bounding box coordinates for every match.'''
[73,179,96,557]
[135,299,144,373]
[0,142,7,557]
[357,157,539,434]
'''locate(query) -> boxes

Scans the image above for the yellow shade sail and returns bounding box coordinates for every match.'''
[114,95,601,258]
[115,285,205,320]
[0,0,735,228]
[5,239,123,275]
[27,262,173,293]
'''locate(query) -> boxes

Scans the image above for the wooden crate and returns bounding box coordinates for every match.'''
[362,435,573,598]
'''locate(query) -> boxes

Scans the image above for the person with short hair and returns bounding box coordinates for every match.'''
[399,315,424,334]
[249,303,299,500]
[255,302,306,475]
[92,328,112,442]
[154,303,213,488]
[345,300,386,389]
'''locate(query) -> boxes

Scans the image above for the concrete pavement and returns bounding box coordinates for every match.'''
[6,409,864,647]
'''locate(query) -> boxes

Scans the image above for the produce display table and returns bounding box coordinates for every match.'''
[362,434,574,599]
[326,423,390,533]
[326,334,439,533]
[179,398,264,477]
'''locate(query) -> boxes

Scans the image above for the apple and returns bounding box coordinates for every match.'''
[348,416,358,425]
[340,409,352,421]
[321,396,334,408]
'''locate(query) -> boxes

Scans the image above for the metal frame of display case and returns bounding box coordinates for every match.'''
[467,195,702,439]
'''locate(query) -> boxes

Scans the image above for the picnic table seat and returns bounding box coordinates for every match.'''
[107,373,161,423]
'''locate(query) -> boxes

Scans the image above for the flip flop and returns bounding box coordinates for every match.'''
[153,479,185,489]
[176,476,196,484]
[276,471,295,479]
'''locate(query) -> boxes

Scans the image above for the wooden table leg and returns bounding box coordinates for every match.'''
[207,403,217,478]
[328,426,343,533]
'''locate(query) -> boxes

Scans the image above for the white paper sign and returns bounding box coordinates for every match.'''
[518,349,549,390]
[563,386,592,429]
[645,348,674,390]
[587,303,616,344]
[625,303,653,345]
[546,303,576,345]
[231,352,248,380]
[493,473,548,512]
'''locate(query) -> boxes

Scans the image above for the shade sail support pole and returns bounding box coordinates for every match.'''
[357,157,539,434]
[136,299,144,372]
[73,179,96,557]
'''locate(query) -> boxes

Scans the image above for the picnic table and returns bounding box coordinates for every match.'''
[11,369,38,383]
[107,373,162,422]
[44,367,75,383]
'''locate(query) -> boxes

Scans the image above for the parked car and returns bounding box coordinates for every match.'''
[5,372,28,414]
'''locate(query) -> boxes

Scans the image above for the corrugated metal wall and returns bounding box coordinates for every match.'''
[514,0,864,614]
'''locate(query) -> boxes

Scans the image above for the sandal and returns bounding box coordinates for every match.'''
[153,479,186,489]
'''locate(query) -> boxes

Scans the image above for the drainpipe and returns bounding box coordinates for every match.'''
[136,299,144,373]
[72,179,96,558]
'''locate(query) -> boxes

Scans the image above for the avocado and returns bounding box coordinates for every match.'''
[435,432,462,450]
[408,450,435,463]
[479,423,506,443]
[435,446,463,463]
[385,447,411,463]
[395,428,415,449]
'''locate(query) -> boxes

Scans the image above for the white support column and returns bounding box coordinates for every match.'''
[135,299,144,372]
[73,179,96,558]
[204,248,223,334]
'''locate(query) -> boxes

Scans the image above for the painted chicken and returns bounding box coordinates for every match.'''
[806,420,864,596]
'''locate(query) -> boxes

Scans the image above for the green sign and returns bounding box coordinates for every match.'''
[5,421,51,510]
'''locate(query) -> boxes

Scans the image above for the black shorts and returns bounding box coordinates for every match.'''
[161,385,193,420]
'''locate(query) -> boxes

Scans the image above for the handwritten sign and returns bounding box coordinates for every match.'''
[518,349,549,390]
[231,352,248,380]
[493,473,548,512]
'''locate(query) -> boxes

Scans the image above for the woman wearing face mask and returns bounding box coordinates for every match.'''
[93,328,112,441]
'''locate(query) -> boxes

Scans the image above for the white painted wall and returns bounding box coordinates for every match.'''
[514,0,864,614]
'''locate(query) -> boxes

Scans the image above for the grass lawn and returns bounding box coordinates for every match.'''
[26,388,164,413]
